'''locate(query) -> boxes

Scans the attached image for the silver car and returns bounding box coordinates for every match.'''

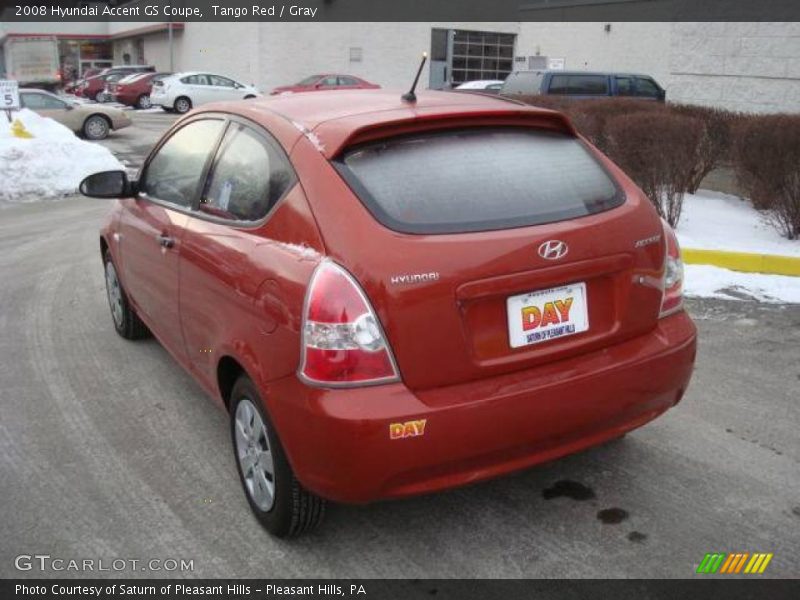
[19,88,132,140]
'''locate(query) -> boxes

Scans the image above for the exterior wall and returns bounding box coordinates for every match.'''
[3,19,800,113]
[256,22,521,92]
[177,22,261,86]
[668,22,800,113]
[517,22,671,86]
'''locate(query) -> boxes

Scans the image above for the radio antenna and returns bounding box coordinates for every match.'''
[402,52,428,103]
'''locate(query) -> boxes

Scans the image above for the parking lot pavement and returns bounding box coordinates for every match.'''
[97,108,179,174]
[1,196,799,579]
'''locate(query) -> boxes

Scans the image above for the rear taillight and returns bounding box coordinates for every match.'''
[660,220,684,318]
[299,261,400,387]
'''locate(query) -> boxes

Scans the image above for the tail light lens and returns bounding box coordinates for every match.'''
[660,220,684,318]
[300,261,400,387]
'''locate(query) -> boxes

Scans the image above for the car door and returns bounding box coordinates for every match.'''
[315,75,339,91]
[118,117,226,362]
[208,75,241,101]
[182,74,212,105]
[20,91,79,131]
[336,75,361,90]
[178,118,297,382]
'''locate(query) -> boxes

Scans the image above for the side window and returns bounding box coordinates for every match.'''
[635,77,660,98]
[338,76,358,86]
[200,123,295,221]
[21,93,67,109]
[567,75,608,95]
[615,76,634,96]
[320,76,339,86]
[547,74,569,94]
[182,74,209,85]
[140,119,225,208]
[209,75,236,88]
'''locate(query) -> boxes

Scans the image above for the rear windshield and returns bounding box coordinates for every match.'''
[337,128,622,234]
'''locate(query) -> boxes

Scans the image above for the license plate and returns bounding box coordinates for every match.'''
[507,282,589,348]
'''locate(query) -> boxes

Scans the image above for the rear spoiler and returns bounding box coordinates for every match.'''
[323,108,578,159]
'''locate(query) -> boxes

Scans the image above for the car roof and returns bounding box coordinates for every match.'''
[194,88,573,159]
[511,70,655,78]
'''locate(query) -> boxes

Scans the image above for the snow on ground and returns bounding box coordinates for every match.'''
[0,109,123,205]
[684,264,800,304]
[677,190,800,257]
[678,191,800,303]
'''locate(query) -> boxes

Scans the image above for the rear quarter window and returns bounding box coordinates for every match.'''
[336,128,622,234]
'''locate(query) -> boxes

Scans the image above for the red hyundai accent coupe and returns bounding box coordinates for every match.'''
[80,90,697,538]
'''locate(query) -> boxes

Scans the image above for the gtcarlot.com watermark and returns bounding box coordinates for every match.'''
[14,554,194,573]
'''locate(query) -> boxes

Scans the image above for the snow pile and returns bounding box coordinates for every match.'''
[677,191,800,303]
[677,191,800,257]
[684,264,800,304]
[0,108,123,204]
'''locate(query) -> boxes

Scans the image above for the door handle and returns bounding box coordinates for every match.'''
[157,234,174,249]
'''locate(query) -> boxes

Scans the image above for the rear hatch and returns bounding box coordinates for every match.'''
[315,123,666,391]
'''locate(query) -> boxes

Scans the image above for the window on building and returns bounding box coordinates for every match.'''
[450,30,515,86]
[349,47,363,63]
[200,124,295,222]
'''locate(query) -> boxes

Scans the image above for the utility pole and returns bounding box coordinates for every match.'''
[168,19,174,72]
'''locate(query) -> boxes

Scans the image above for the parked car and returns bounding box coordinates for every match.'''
[96,65,156,80]
[271,74,380,95]
[109,72,172,109]
[501,70,666,101]
[77,72,128,102]
[455,79,505,93]
[78,90,696,537]
[19,88,131,139]
[150,72,261,113]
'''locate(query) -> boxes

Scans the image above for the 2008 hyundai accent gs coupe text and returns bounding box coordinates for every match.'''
[80,89,697,538]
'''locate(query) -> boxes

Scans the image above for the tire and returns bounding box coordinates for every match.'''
[244,95,256,100]
[103,250,150,340]
[173,96,192,114]
[83,115,110,140]
[136,94,152,109]
[230,375,325,538]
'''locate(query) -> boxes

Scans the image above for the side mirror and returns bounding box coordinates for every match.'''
[79,170,134,198]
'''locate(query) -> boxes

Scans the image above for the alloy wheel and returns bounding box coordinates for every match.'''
[234,398,276,512]
[104,261,124,328]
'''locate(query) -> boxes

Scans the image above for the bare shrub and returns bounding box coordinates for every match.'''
[606,112,703,227]
[733,114,800,240]
[566,98,665,152]
[669,103,739,193]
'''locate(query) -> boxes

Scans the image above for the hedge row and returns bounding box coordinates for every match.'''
[509,95,800,239]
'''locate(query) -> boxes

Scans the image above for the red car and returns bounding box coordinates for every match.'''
[79,90,696,538]
[110,72,172,109]
[77,72,125,101]
[271,73,380,95]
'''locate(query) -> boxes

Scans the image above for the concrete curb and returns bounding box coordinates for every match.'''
[683,248,800,277]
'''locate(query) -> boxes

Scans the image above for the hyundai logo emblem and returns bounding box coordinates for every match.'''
[538,240,569,260]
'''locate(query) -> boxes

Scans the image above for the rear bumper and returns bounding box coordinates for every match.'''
[265,311,697,504]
